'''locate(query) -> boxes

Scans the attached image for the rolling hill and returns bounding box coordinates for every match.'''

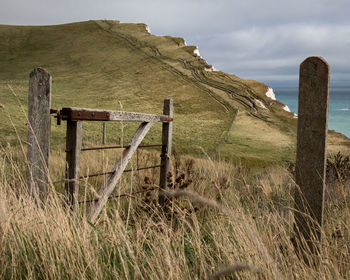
[0,20,348,166]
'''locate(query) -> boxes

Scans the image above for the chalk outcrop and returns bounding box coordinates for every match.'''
[205,66,218,72]
[283,105,291,112]
[193,47,201,58]
[255,99,267,109]
[265,87,276,100]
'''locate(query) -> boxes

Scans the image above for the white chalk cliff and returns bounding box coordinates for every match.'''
[265,87,276,100]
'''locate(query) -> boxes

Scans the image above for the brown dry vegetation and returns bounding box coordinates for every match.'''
[1,144,350,279]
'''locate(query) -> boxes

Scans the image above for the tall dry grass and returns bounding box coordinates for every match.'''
[1,146,350,279]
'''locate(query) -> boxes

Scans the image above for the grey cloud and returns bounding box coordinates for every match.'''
[193,23,350,85]
[1,0,350,86]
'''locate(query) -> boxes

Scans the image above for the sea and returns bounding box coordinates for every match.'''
[274,88,350,138]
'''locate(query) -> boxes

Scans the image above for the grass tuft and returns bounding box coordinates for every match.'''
[1,147,350,279]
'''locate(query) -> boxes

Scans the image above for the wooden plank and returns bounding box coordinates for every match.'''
[60,107,173,123]
[65,120,82,212]
[159,99,173,205]
[86,121,154,223]
[27,68,52,202]
[294,56,330,253]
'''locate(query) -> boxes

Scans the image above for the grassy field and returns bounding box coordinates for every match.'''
[1,20,348,165]
[1,145,350,279]
[1,19,350,279]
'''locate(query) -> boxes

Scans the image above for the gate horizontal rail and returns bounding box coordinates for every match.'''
[79,164,163,180]
[53,164,164,183]
[76,143,164,152]
[52,107,173,124]
[78,186,159,204]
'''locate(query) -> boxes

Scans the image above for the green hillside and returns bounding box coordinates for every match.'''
[0,20,348,165]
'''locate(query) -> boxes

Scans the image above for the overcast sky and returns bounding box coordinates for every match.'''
[1,0,350,87]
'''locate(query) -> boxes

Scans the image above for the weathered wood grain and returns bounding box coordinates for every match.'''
[294,56,330,252]
[27,68,52,202]
[86,121,155,223]
[60,107,173,123]
[159,99,173,205]
[65,120,82,212]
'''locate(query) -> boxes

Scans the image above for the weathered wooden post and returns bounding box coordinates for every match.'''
[102,122,106,144]
[159,99,173,205]
[27,68,52,202]
[294,57,330,253]
[65,120,82,212]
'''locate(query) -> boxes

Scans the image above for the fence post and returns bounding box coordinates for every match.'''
[294,56,330,254]
[159,99,173,205]
[102,122,106,144]
[27,68,52,202]
[65,120,82,212]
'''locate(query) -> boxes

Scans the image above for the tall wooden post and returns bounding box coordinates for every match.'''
[65,120,82,212]
[27,68,52,202]
[294,57,330,253]
[159,99,173,205]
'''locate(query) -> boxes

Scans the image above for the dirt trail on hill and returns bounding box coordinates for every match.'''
[184,63,268,121]
[94,20,231,114]
[94,20,270,154]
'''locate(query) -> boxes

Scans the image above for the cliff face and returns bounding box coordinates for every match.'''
[0,20,347,165]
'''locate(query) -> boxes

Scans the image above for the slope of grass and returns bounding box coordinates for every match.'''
[0,20,349,165]
[0,21,232,155]
[219,111,296,166]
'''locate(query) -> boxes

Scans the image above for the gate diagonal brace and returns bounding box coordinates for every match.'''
[86,121,155,223]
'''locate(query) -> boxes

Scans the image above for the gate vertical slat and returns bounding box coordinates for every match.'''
[65,120,82,212]
[159,99,173,205]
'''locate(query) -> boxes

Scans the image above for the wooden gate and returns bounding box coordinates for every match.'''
[26,68,173,223]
